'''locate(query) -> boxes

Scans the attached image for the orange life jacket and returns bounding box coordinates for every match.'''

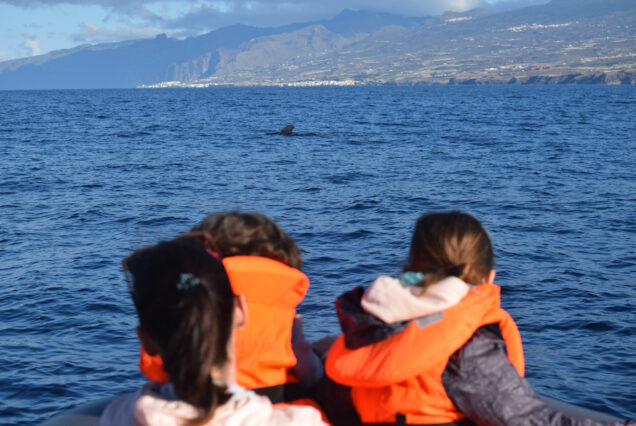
[139,256,310,389]
[325,283,524,425]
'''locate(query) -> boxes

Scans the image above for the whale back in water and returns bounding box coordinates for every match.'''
[266,124,294,135]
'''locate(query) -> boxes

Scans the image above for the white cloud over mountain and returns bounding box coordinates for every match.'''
[0,0,549,59]
[72,22,165,42]
[1,0,550,20]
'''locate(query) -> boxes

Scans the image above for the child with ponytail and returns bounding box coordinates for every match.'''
[324,211,632,425]
[139,212,323,404]
[99,236,326,425]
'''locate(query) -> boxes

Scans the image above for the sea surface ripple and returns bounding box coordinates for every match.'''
[0,86,634,424]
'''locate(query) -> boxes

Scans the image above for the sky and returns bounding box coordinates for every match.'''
[0,0,550,62]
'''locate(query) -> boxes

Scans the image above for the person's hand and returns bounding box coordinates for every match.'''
[291,314,307,343]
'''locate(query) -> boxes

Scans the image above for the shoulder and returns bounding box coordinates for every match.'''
[98,390,139,426]
[212,386,327,425]
[268,403,328,425]
[461,325,507,356]
[100,382,199,426]
[444,325,510,378]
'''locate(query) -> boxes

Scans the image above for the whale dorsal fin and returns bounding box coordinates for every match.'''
[265,124,295,135]
[278,125,294,135]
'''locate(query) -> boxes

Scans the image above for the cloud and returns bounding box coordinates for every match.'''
[0,0,157,8]
[1,0,505,36]
[160,0,497,32]
[19,33,42,56]
[0,0,552,60]
[486,0,549,11]
[0,50,13,61]
[72,21,167,43]
[1,0,166,22]
[25,39,41,55]
[0,0,541,19]
[2,0,553,46]
[161,0,552,34]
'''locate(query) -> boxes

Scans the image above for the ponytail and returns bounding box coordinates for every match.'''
[162,283,232,424]
[124,237,235,425]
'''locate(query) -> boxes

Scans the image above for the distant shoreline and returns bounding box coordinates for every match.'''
[138,70,636,88]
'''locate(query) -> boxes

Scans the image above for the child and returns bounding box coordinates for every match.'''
[324,211,632,425]
[140,212,323,403]
[99,236,326,425]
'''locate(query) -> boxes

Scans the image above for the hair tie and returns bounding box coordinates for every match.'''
[399,272,425,286]
[205,247,221,260]
[176,231,222,260]
[176,273,201,290]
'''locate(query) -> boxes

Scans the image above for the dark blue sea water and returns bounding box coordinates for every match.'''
[0,86,634,425]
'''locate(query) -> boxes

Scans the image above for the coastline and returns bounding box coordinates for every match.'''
[138,70,636,88]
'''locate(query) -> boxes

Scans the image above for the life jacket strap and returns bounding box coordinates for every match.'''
[251,382,308,404]
[363,414,476,426]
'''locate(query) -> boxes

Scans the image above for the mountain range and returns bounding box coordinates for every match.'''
[0,0,634,89]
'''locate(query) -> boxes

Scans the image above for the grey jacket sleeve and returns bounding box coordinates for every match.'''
[441,328,631,426]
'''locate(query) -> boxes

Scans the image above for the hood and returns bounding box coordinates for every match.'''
[336,276,471,349]
[335,286,410,350]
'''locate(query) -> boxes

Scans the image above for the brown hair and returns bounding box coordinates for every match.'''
[405,211,494,288]
[123,236,234,425]
[193,212,303,269]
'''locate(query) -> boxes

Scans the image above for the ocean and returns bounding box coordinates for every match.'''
[0,86,634,424]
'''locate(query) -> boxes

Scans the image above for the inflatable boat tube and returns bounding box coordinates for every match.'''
[39,397,112,426]
[539,395,624,422]
[40,394,626,425]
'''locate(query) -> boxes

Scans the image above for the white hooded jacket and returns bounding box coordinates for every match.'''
[99,381,327,426]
